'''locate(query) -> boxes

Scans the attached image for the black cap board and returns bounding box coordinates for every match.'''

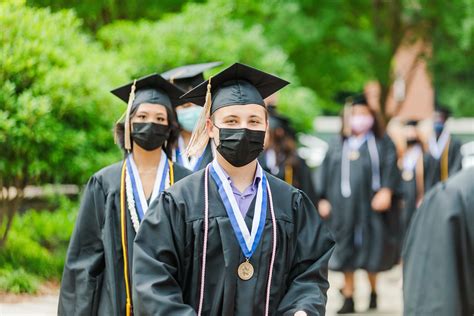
[110,73,185,111]
[180,62,290,113]
[161,62,222,92]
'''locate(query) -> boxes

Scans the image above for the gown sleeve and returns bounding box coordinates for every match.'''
[449,139,463,174]
[315,146,332,202]
[380,135,400,191]
[58,176,106,316]
[132,192,196,316]
[402,169,474,315]
[277,191,335,316]
[296,157,318,206]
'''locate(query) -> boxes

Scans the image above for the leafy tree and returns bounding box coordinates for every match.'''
[97,0,320,130]
[0,0,129,246]
[226,0,474,117]
[26,0,200,31]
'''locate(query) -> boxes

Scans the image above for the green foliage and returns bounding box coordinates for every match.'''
[0,268,40,294]
[0,197,78,287]
[26,0,199,31]
[97,0,320,131]
[0,0,128,187]
[222,0,474,116]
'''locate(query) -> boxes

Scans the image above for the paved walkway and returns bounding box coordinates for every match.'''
[0,266,403,315]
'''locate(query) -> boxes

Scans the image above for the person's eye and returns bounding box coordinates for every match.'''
[157,117,165,122]
[225,119,237,125]
[137,115,146,119]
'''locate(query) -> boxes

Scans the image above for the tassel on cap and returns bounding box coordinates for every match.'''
[124,79,137,151]
[185,77,213,157]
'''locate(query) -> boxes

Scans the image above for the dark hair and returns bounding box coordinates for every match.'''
[114,104,180,158]
[339,104,385,139]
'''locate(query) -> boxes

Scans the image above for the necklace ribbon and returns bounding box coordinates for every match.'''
[210,160,267,258]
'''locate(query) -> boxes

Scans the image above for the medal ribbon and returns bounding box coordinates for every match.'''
[126,152,169,221]
[428,129,450,160]
[210,160,267,258]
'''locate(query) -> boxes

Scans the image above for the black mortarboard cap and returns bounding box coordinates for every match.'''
[434,99,452,117]
[405,120,419,126]
[180,63,290,113]
[349,93,368,106]
[111,73,185,110]
[161,62,222,92]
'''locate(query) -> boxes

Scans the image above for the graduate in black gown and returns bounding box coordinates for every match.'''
[424,104,463,193]
[403,167,474,316]
[259,105,318,205]
[316,95,401,314]
[58,74,191,316]
[162,62,222,172]
[133,63,335,316]
[399,120,425,236]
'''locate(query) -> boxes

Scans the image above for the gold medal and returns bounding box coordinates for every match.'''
[402,170,414,181]
[349,150,360,161]
[237,259,254,281]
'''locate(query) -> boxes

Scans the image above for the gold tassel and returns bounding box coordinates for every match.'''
[185,77,213,157]
[440,138,450,181]
[120,162,133,316]
[124,80,137,151]
[284,164,293,185]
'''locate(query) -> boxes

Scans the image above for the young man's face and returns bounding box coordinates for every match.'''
[207,104,268,145]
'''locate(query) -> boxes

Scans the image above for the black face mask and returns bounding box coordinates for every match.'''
[406,138,418,147]
[214,126,266,167]
[131,122,169,151]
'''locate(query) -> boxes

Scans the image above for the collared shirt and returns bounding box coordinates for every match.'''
[221,167,261,217]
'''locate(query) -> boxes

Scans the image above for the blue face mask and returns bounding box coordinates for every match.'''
[434,121,445,135]
[177,106,202,132]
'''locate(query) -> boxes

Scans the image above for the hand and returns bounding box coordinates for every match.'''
[371,188,392,212]
[318,199,332,219]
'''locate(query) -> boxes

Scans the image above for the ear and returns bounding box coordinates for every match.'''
[206,118,215,139]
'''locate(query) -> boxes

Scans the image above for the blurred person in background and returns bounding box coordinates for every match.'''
[398,120,425,237]
[424,103,463,192]
[316,94,401,314]
[259,100,318,205]
[161,62,221,172]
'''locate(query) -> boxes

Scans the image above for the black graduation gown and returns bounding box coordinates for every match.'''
[132,169,335,316]
[423,137,463,193]
[58,161,191,316]
[402,168,474,316]
[175,141,214,172]
[316,134,401,272]
[259,154,318,205]
[401,174,417,237]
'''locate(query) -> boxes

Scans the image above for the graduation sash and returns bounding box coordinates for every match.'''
[175,136,205,172]
[428,130,451,181]
[125,152,171,232]
[210,160,267,259]
[341,132,381,198]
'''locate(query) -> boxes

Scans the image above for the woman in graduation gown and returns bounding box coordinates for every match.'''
[423,104,463,193]
[133,63,335,316]
[403,167,474,316]
[58,74,191,316]
[399,120,424,236]
[316,95,401,314]
[162,62,222,172]
[260,107,318,205]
